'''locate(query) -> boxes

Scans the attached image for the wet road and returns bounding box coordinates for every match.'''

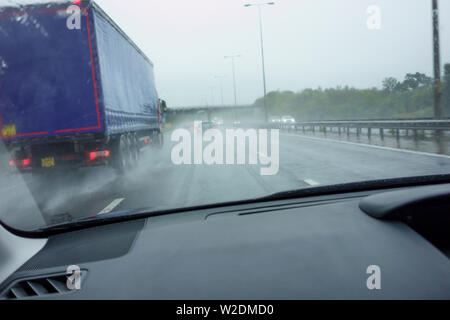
[1,130,450,230]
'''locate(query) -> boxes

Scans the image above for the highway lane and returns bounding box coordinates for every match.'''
[278,133,450,186]
[1,130,450,230]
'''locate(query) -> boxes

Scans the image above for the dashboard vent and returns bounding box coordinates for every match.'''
[1,272,86,300]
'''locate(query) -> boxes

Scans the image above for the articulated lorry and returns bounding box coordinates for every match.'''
[0,0,163,174]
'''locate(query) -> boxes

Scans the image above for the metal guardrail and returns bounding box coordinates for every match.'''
[271,120,450,151]
[291,120,450,131]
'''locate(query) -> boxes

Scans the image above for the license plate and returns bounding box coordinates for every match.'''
[1,125,16,138]
[41,157,55,168]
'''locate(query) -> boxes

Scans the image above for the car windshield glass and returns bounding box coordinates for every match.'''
[0,0,449,232]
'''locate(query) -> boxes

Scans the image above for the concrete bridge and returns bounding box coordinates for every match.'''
[166,104,264,123]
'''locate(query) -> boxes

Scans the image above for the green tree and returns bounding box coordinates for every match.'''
[382,77,399,92]
[253,70,438,121]
[403,72,432,90]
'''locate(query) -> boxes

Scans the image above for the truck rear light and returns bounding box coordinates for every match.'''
[88,150,110,161]
[10,158,31,168]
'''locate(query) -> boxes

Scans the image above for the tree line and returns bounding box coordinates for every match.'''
[254,63,450,121]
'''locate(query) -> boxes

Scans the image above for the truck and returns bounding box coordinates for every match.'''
[0,0,163,174]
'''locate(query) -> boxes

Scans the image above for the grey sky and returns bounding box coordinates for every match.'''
[93,0,450,107]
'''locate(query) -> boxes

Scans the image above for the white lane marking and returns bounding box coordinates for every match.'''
[258,152,270,161]
[304,179,320,186]
[97,198,125,216]
[283,133,450,159]
[234,137,272,163]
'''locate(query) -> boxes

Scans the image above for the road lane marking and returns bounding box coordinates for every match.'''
[283,133,450,159]
[234,137,272,163]
[304,179,320,186]
[258,152,271,161]
[97,198,125,215]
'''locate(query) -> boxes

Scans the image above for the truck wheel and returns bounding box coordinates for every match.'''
[128,134,139,167]
[113,135,131,174]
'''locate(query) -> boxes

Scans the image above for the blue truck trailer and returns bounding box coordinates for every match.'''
[0,0,163,173]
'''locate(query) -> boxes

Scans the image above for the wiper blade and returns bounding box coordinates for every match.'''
[37,207,164,234]
[33,201,262,236]
[13,174,450,238]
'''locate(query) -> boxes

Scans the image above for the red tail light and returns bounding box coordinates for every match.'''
[10,158,31,168]
[88,150,110,161]
[144,138,149,144]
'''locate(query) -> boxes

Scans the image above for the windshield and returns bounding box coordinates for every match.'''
[0,0,449,232]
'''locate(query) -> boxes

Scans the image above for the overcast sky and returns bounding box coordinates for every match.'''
[93,0,449,107]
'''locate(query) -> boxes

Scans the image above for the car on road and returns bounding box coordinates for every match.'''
[270,116,282,124]
[212,117,224,126]
[202,121,216,131]
[232,120,241,127]
[282,116,296,124]
[187,121,216,133]
[281,115,296,130]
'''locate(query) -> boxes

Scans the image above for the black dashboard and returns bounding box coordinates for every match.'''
[1,183,450,300]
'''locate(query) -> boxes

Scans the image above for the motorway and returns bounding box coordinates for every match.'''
[1,129,450,231]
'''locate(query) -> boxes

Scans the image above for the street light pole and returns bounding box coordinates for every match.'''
[432,0,442,120]
[245,2,275,123]
[214,75,226,106]
[224,55,241,106]
[432,0,444,153]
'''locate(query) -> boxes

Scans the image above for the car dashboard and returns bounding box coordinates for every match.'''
[1,183,450,300]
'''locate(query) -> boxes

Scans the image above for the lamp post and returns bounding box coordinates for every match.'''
[214,75,226,106]
[244,2,275,123]
[432,0,444,153]
[432,0,442,120]
[224,55,241,106]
